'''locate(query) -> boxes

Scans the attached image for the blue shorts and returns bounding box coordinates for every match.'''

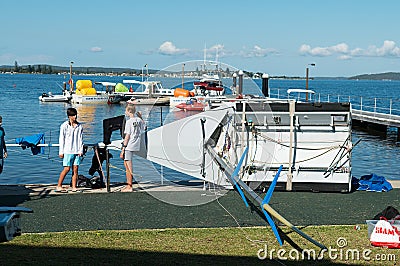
[63,154,83,167]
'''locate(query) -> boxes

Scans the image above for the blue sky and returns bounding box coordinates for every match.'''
[1,0,400,76]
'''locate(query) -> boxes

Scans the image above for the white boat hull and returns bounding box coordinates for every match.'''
[39,91,71,102]
[170,95,227,108]
[145,99,353,192]
[127,97,170,106]
[71,93,109,104]
[39,96,70,102]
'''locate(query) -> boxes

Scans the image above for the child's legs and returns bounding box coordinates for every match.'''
[58,166,71,187]
[124,151,134,187]
[123,160,133,186]
[71,165,79,188]
[71,155,82,189]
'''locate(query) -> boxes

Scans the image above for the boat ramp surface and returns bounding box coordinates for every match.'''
[0,182,399,233]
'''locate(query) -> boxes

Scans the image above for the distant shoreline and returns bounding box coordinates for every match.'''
[1,64,400,80]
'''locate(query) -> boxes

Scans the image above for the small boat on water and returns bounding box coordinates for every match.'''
[127,96,170,106]
[175,98,208,111]
[122,80,174,98]
[71,80,109,104]
[39,90,72,102]
[121,80,174,106]
[170,73,227,108]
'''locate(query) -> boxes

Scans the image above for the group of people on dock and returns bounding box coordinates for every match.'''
[0,104,146,193]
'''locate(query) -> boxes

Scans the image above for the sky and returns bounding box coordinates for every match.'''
[1,0,400,77]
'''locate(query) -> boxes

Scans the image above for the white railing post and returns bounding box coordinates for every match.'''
[360,96,363,112]
[327,95,330,102]
[390,99,392,116]
[374,98,377,115]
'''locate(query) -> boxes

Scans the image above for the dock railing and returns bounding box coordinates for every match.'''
[269,88,400,118]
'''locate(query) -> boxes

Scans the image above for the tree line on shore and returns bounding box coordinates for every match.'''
[0,61,141,75]
[2,61,400,80]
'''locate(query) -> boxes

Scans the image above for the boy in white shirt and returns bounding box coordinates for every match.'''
[56,108,84,192]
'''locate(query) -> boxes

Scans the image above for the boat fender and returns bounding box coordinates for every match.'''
[174,88,190,97]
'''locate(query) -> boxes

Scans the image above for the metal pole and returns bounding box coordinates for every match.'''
[238,70,243,95]
[106,149,110,192]
[182,63,185,90]
[160,107,164,185]
[69,61,74,92]
[287,101,295,191]
[305,63,315,101]
[232,73,237,95]
[262,73,269,97]
[305,67,309,101]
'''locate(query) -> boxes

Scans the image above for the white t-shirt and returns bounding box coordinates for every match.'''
[124,117,146,152]
[59,121,84,155]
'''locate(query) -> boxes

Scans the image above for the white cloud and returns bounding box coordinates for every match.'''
[205,44,232,58]
[362,40,400,57]
[90,47,103,52]
[158,41,188,55]
[240,45,279,58]
[300,40,400,59]
[338,55,351,60]
[299,43,348,57]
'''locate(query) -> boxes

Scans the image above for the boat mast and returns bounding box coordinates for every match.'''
[203,43,207,73]
[69,61,74,92]
[182,63,185,90]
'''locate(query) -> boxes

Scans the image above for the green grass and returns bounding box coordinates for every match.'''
[0,225,398,265]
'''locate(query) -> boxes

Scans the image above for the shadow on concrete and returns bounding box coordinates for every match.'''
[0,244,348,266]
[0,185,37,207]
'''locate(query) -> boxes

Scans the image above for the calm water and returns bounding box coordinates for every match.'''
[0,73,399,185]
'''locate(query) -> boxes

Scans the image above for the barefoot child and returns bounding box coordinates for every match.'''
[56,108,84,192]
[120,104,146,192]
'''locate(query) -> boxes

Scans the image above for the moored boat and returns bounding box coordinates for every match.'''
[39,90,72,102]
[71,80,109,104]
[146,96,353,193]
[127,96,170,106]
[175,98,208,111]
[170,73,226,108]
[121,80,174,99]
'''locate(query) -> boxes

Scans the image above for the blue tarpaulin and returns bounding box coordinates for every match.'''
[356,173,393,192]
[15,133,45,155]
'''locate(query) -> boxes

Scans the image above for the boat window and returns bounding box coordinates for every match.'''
[331,114,348,126]
[273,116,281,125]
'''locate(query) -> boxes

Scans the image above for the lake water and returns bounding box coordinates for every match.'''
[0,73,399,185]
